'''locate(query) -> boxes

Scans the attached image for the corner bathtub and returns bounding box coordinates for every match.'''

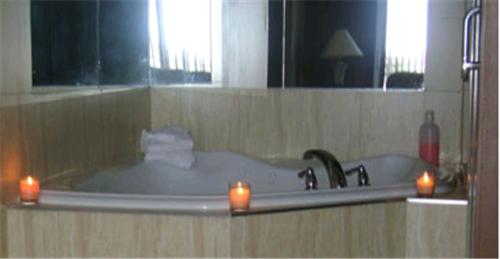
[39,151,454,214]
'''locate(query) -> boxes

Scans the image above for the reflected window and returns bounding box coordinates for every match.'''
[384,0,428,88]
[149,0,221,84]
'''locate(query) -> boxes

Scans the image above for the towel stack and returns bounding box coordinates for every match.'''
[140,126,195,169]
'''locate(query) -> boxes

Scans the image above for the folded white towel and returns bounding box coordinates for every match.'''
[140,126,196,169]
[144,150,195,169]
[141,132,176,144]
[141,126,190,142]
[143,141,193,153]
[140,126,194,153]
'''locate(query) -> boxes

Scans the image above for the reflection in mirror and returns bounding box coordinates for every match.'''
[148,0,219,85]
[31,0,149,87]
[31,0,99,86]
[270,0,428,89]
[31,0,430,89]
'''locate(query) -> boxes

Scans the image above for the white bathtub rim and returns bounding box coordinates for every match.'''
[38,183,454,214]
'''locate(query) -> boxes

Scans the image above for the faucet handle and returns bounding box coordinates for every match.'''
[298,167,318,190]
[345,165,370,186]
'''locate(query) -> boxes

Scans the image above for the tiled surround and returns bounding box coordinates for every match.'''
[6,208,232,257]
[151,88,462,171]
[0,88,150,203]
[426,0,466,93]
[230,202,407,257]
[406,201,467,257]
[5,201,466,257]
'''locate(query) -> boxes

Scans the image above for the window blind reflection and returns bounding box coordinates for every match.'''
[149,0,213,73]
[384,0,428,84]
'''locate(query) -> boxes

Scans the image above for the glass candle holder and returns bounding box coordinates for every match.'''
[19,176,40,205]
[228,181,251,212]
[416,171,435,198]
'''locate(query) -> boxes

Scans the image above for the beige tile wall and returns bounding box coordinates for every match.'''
[0,88,150,203]
[406,201,467,257]
[0,207,5,257]
[5,200,467,258]
[150,88,462,170]
[426,0,466,92]
[230,202,407,257]
[6,208,231,257]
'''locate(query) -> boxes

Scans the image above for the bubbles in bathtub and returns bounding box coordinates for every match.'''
[269,172,276,185]
[297,176,303,186]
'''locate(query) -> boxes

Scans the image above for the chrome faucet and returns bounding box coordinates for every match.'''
[298,167,318,190]
[303,149,347,189]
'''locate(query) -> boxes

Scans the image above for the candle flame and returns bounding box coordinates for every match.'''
[422,172,430,183]
[27,176,34,185]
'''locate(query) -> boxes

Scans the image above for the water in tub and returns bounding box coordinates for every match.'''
[74,151,332,195]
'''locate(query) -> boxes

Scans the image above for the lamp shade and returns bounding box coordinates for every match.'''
[321,29,364,59]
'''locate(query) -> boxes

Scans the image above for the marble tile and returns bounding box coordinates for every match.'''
[133,89,151,146]
[0,105,26,203]
[230,202,406,258]
[237,90,284,157]
[5,199,468,258]
[0,88,150,198]
[100,91,145,166]
[425,16,465,92]
[359,92,424,158]
[151,88,361,160]
[0,206,5,257]
[41,98,87,178]
[82,94,105,172]
[150,87,180,129]
[348,202,406,257]
[18,103,47,179]
[3,201,437,258]
[150,88,465,165]
[428,0,467,19]
[177,89,247,153]
[6,209,231,257]
[278,90,361,160]
[405,202,467,258]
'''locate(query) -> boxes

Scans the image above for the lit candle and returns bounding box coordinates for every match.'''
[416,171,435,198]
[19,176,40,204]
[228,181,251,212]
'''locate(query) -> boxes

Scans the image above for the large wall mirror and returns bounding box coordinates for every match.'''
[31,0,436,89]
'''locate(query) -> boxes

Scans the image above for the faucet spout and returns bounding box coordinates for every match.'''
[303,149,347,189]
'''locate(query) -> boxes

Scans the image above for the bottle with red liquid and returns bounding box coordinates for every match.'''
[419,110,440,167]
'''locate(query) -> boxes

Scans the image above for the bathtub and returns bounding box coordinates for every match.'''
[39,151,454,214]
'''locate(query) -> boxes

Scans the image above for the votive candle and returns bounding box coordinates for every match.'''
[229,181,251,212]
[19,176,40,204]
[416,171,435,198]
